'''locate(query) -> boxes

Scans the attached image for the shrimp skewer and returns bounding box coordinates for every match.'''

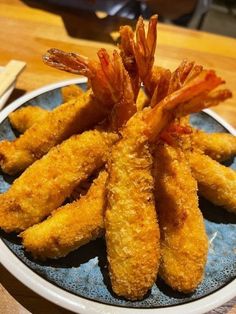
[154,143,208,293]
[105,68,224,300]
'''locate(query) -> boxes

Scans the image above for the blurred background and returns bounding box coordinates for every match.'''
[34,0,236,39]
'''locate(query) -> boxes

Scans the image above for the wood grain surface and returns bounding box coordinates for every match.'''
[0,1,235,313]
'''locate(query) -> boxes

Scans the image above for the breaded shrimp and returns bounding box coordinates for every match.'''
[0,130,118,232]
[8,85,84,134]
[21,171,108,260]
[154,143,208,293]
[0,49,131,175]
[19,49,137,258]
[105,67,224,300]
[188,151,236,214]
[192,130,236,162]
[0,49,136,233]
[61,84,84,102]
[0,95,104,175]
[9,106,49,133]
[106,112,160,301]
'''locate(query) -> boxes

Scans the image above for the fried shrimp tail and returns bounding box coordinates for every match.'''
[97,49,136,130]
[145,69,224,142]
[0,131,118,232]
[21,171,108,260]
[119,25,140,100]
[154,143,208,293]
[188,151,236,213]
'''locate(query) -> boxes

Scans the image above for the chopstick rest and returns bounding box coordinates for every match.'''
[0,60,26,97]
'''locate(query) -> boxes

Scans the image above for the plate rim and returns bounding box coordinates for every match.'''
[0,78,235,314]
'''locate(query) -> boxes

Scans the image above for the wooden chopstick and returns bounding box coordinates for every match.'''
[0,60,26,97]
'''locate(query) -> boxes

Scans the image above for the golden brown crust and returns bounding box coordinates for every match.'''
[154,143,208,293]
[21,171,108,260]
[192,131,236,162]
[61,84,84,102]
[9,106,48,133]
[105,115,160,300]
[0,131,118,232]
[0,91,108,175]
[188,151,236,213]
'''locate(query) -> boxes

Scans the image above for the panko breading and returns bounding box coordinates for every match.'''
[61,84,84,102]
[154,143,208,293]
[0,92,109,175]
[105,65,226,300]
[21,171,108,260]
[9,85,85,134]
[0,130,118,232]
[9,106,49,133]
[106,114,160,301]
[192,131,236,162]
[188,151,236,213]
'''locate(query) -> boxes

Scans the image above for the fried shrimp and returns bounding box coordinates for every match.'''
[0,130,118,232]
[21,171,108,260]
[188,151,236,214]
[8,85,85,134]
[19,49,136,257]
[154,143,208,293]
[9,106,49,133]
[192,130,236,162]
[0,49,129,175]
[106,112,160,301]
[61,84,84,102]
[105,67,224,300]
[0,95,104,175]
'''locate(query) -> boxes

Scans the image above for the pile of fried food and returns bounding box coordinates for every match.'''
[0,16,236,301]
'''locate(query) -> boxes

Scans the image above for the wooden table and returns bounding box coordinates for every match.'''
[0,1,235,313]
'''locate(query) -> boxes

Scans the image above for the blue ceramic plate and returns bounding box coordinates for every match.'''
[0,78,235,314]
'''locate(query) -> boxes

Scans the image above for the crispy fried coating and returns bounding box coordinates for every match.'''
[61,84,84,102]
[154,143,208,293]
[188,151,236,213]
[9,106,48,133]
[0,130,118,232]
[21,171,108,260]
[192,131,236,162]
[0,91,109,175]
[106,115,160,300]
[8,85,84,134]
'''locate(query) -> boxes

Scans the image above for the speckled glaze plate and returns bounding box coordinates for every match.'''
[0,78,235,314]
